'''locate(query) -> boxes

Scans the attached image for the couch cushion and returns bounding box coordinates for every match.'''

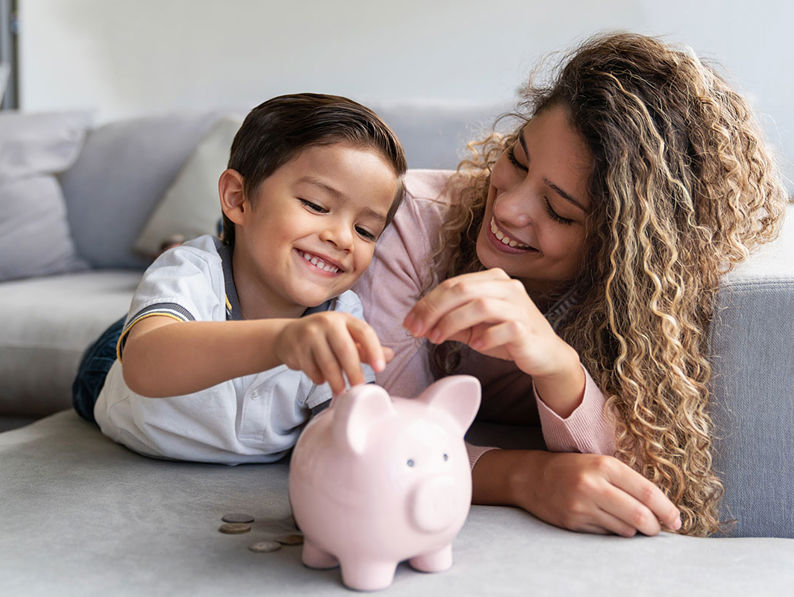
[61,113,222,269]
[0,110,91,281]
[711,204,794,537]
[1,410,793,596]
[0,270,139,417]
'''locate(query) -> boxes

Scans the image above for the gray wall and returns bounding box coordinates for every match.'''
[16,0,794,190]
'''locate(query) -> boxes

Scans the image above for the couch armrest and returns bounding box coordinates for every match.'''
[709,205,794,537]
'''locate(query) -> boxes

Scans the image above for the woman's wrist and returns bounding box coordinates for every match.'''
[471,449,545,511]
[531,341,586,418]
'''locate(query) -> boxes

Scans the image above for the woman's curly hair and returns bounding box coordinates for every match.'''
[436,32,788,536]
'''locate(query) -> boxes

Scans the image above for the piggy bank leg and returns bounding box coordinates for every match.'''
[408,544,453,573]
[339,559,397,591]
[301,540,338,569]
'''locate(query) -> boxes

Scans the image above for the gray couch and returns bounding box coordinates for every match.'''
[0,105,792,596]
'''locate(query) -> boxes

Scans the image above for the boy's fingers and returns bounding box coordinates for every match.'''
[326,327,366,388]
[347,320,387,372]
[310,342,346,395]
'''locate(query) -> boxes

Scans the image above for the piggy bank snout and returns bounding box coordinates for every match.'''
[410,476,463,533]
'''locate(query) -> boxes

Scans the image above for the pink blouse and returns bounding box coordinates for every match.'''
[354,170,615,465]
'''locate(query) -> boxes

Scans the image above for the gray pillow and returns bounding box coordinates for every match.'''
[133,115,242,257]
[0,111,91,281]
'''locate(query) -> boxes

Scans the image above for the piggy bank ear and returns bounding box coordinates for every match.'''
[332,384,395,455]
[415,375,481,434]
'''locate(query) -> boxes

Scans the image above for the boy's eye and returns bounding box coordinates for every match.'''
[506,145,527,172]
[355,226,377,241]
[300,199,328,213]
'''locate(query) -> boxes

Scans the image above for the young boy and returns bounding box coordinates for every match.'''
[86,93,406,464]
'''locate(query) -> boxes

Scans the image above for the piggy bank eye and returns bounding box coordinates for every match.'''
[443,453,449,462]
[406,458,415,468]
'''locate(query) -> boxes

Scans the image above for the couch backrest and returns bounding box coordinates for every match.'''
[57,102,512,271]
[59,113,220,269]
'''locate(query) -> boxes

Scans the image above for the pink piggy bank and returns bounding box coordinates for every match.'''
[288,375,481,591]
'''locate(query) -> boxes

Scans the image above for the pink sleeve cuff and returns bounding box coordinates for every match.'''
[466,442,498,470]
[534,365,616,455]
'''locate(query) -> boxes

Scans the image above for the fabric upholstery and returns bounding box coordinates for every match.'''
[710,205,794,537]
[1,411,792,596]
[133,115,242,257]
[60,113,220,269]
[0,110,91,280]
[0,270,141,416]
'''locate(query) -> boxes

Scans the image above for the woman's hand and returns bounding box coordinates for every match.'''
[473,449,682,537]
[403,268,584,416]
[404,268,564,374]
[275,312,392,395]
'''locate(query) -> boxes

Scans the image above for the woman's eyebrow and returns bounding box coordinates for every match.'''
[519,130,588,213]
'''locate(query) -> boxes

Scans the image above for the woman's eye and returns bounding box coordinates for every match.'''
[544,198,574,225]
[355,226,377,241]
[300,199,327,213]
[506,146,527,172]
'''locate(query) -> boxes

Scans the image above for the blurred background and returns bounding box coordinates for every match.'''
[1,0,792,186]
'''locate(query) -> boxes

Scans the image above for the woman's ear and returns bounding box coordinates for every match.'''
[218,169,247,224]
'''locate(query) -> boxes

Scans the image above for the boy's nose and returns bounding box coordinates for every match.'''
[319,222,354,250]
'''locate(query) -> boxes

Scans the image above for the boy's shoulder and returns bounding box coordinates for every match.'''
[148,235,222,272]
[330,289,364,316]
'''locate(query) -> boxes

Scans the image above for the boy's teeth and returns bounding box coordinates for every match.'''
[302,251,339,273]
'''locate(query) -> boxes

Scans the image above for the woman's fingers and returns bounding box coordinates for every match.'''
[404,268,519,336]
[604,463,682,531]
[581,509,639,538]
[531,452,681,537]
[593,483,664,536]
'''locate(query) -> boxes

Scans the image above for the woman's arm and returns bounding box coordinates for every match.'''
[472,449,682,537]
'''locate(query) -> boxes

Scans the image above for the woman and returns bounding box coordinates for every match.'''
[354,32,788,537]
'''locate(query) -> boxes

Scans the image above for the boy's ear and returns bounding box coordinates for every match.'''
[218,169,247,224]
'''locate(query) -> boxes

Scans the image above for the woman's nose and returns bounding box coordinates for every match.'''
[493,183,533,228]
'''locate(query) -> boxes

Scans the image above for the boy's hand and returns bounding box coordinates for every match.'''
[275,312,392,395]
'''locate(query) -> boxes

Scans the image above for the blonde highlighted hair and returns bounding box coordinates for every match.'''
[436,33,788,535]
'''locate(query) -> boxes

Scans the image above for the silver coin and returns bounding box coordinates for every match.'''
[248,540,282,553]
[218,522,252,534]
[276,533,304,546]
[222,513,255,524]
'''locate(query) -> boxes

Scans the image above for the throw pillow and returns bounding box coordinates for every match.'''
[133,115,242,257]
[0,110,91,281]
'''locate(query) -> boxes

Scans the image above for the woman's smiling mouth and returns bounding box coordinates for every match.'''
[488,217,537,252]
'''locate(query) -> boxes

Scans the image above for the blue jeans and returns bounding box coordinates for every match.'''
[72,316,124,424]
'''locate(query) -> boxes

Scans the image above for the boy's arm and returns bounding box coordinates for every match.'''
[122,311,390,398]
[122,316,291,397]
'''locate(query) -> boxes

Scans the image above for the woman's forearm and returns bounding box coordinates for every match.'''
[471,448,543,509]
[530,341,586,419]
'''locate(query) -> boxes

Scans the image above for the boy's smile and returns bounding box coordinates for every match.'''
[223,143,400,319]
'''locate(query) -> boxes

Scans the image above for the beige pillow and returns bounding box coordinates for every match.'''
[133,115,242,257]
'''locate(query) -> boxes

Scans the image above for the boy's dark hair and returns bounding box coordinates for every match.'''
[222,93,407,247]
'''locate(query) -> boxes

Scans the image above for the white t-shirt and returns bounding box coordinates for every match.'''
[94,235,373,464]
